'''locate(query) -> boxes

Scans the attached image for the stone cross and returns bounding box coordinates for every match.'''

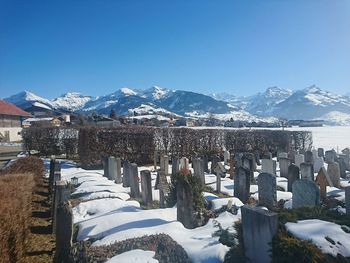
[327,162,340,188]
[172,156,180,175]
[279,157,290,178]
[122,160,130,187]
[315,167,332,200]
[294,154,304,168]
[140,170,153,205]
[129,163,140,198]
[214,163,226,193]
[234,167,250,203]
[287,164,300,192]
[241,206,278,263]
[257,173,277,209]
[177,178,194,229]
[300,162,314,181]
[292,179,320,208]
[261,159,276,176]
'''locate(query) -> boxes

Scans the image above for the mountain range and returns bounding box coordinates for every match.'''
[3,85,350,125]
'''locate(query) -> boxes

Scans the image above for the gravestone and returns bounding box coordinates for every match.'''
[242,154,255,183]
[122,160,131,187]
[107,156,117,181]
[313,157,324,174]
[318,148,324,158]
[224,150,230,165]
[279,157,290,178]
[325,150,337,164]
[339,154,350,170]
[312,149,318,161]
[172,156,180,175]
[278,152,288,160]
[234,153,243,168]
[241,206,278,263]
[140,170,152,205]
[211,156,220,173]
[234,167,250,203]
[315,167,333,200]
[327,162,340,188]
[115,157,122,184]
[214,163,226,193]
[300,162,314,181]
[287,164,300,192]
[160,155,169,176]
[193,158,205,184]
[180,157,189,173]
[345,187,350,215]
[294,154,304,168]
[258,173,277,209]
[177,178,194,229]
[158,170,169,207]
[292,179,320,208]
[129,163,140,198]
[304,150,314,164]
[261,159,276,176]
[336,157,347,179]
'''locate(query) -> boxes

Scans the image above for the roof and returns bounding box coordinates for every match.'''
[0,100,31,117]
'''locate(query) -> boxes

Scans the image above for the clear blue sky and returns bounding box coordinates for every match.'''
[1,0,350,98]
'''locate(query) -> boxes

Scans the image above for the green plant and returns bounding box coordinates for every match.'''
[212,220,235,247]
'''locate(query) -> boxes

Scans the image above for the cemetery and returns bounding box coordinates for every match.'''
[1,126,350,262]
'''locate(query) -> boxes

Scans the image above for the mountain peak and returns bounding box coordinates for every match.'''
[120,87,137,96]
[303,85,321,93]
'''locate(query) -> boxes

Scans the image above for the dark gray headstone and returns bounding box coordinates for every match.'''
[234,167,250,203]
[160,155,169,176]
[325,150,337,164]
[242,154,255,183]
[172,156,180,175]
[287,164,300,192]
[129,163,140,198]
[258,173,277,209]
[279,157,290,178]
[304,150,314,164]
[261,159,276,176]
[115,157,122,184]
[211,156,220,173]
[122,160,130,187]
[177,178,194,229]
[140,170,152,205]
[300,162,314,181]
[318,148,324,158]
[345,187,350,215]
[292,179,320,208]
[336,157,347,179]
[241,206,278,263]
[327,162,340,188]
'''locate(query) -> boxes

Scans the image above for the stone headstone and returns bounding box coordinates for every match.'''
[339,154,350,170]
[304,150,314,164]
[336,157,347,179]
[214,163,226,193]
[234,153,243,168]
[115,157,122,183]
[258,173,277,209]
[318,148,324,158]
[224,150,230,165]
[140,170,152,205]
[279,157,290,178]
[327,162,340,188]
[211,156,220,173]
[325,150,337,164]
[315,167,333,200]
[313,157,324,174]
[193,158,205,184]
[294,154,304,168]
[261,159,276,176]
[241,206,278,263]
[180,157,189,174]
[129,163,140,198]
[300,162,314,181]
[160,155,169,176]
[172,156,180,175]
[177,178,194,229]
[122,160,131,187]
[107,156,117,181]
[312,149,318,160]
[242,154,255,183]
[345,187,350,215]
[234,167,250,203]
[292,179,320,208]
[287,164,300,192]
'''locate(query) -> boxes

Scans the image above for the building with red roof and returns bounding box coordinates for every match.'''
[0,100,30,142]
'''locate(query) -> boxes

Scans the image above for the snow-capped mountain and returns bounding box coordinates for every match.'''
[4,85,350,125]
[52,92,92,112]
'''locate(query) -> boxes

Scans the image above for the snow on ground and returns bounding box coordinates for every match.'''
[106,249,158,263]
[286,219,350,257]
